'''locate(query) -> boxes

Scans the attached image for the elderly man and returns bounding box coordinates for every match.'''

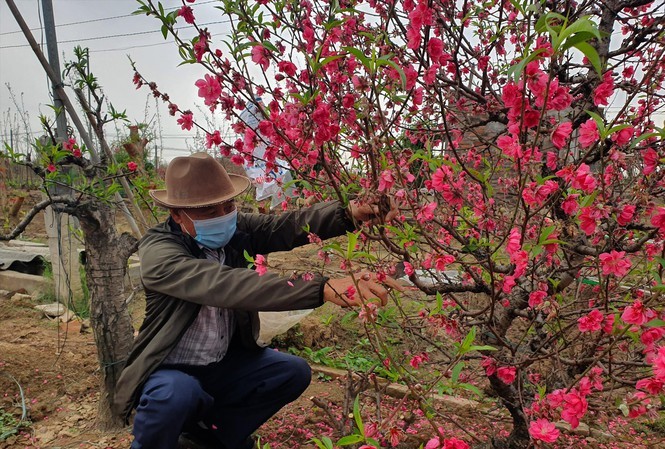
[113,152,399,449]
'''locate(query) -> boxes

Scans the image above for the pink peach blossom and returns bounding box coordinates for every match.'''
[578,119,599,148]
[529,418,560,443]
[599,250,631,277]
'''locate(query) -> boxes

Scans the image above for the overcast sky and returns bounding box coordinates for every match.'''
[0,0,232,163]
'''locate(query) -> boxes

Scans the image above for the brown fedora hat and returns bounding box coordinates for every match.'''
[150,152,250,208]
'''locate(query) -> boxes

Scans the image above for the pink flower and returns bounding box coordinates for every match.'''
[345,286,356,299]
[551,122,572,149]
[408,0,434,30]
[578,119,599,148]
[389,427,401,447]
[127,161,138,172]
[431,167,447,192]
[255,254,267,276]
[177,6,195,24]
[561,194,579,215]
[602,314,614,334]
[529,291,547,308]
[599,250,631,277]
[643,148,659,175]
[654,347,665,381]
[62,138,77,151]
[206,130,222,148]
[651,207,665,233]
[277,60,297,76]
[481,357,497,376]
[434,254,455,271]
[636,377,664,395]
[195,74,221,106]
[251,45,270,71]
[577,309,604,332]
[193,34,207,62]
[378,169,395,192]
[617,204,636,226]
[427,37,444,63]
[47,163,56,173]
[497,366,516,384]
[177,112,194,130]
[417,202,437,222]
[560,390,588,429]
[572,163,597,193]
[358,302,378,323]
[443,438,469,449]
[529,419,560,443]
[621,300,648,326]
[409,352,429,369]
[593,71,614,106]
[612,126,634,146]
[502,81,522,108]
[506,228,521,256]
[403,262,414,276]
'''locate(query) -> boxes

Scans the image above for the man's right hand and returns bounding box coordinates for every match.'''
[323,272,403,307]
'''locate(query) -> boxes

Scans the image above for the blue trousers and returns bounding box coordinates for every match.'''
[130,345,311,449]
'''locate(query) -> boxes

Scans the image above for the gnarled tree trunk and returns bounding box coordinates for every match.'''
[79,203,137,429]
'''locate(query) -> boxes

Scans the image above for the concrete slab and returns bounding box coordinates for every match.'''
[0,270,50,295]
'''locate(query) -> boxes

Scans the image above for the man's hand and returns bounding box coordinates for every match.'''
[348,196,398,225]
[323,272,404,307]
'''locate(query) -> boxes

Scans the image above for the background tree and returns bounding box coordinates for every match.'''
[0,44,158,428]
[136,0,665,447]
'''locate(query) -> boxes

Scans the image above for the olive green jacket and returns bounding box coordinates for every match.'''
[112,201,354,422]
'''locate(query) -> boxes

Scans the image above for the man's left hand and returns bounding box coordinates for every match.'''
[348,196,398,225]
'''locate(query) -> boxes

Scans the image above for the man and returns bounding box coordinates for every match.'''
[113,152,399,449]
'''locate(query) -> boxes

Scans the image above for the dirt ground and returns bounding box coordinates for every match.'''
[2,192,665,449]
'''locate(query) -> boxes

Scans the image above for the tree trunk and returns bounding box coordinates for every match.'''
[487,376,530,449]
[79,203,137,429]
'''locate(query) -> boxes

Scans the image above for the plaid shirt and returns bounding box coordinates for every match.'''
[163,247,234,366]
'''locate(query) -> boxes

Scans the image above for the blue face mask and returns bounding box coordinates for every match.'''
[184,209,238,249]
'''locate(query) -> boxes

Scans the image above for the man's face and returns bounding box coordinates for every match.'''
[170,200,236,237]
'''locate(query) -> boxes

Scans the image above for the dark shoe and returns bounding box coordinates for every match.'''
[177,431,256,449]
[177,432,219,449]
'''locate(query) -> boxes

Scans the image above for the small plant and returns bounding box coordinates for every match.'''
[0,408,26,441]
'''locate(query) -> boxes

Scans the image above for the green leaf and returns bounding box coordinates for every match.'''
[353,395,364,435]
[468,345,498,352]
[376,58,406,90]
[458,326,477,355]
[342,46,372,72]
[573,41,602,75]
[451,361,464,383]
[585,110,607,137]
[346,231,360,260]
[336,434,364,446]
[559,17,601,49]
[458,382,482,396]
[629,132,659,149]
[506,48,546,81]
[645,319,665,328]
[311,437,334,449]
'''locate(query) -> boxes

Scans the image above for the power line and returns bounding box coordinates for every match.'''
[0,0,219,36]
[92,40,173,53]
[0,20,231,50]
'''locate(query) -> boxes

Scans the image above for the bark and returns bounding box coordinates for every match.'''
[78,203,137,430]
[487,376,530,449]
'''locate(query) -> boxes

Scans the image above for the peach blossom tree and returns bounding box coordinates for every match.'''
[135,0,664,447]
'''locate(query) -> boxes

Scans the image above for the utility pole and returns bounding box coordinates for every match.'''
[41,0,67,142]
[41,0,83,302]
